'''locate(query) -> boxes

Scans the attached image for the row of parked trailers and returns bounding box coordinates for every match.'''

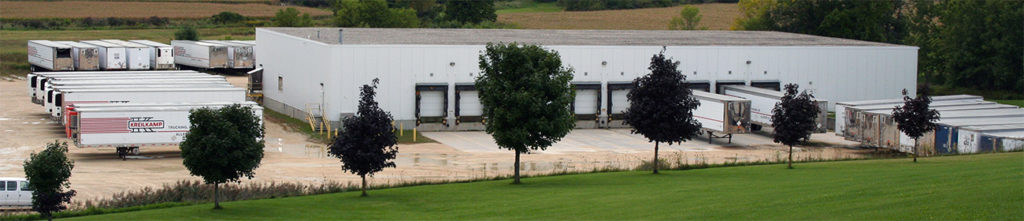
[836,95,1024,155]
[27,40,255,71]
[415,81,826,143]
[24,70,261,159]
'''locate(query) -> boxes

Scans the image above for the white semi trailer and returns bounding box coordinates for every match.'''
[203,40,254,69]
[834,94,983,136]
[67,102,262,159]
[172,40,229,69]
[129,40,176,70]
[859,103,1020,149]
[720,85,829,133]
[692,90,751,143]
[43,76,228,113]
[80,40,128,70]
[50,87,245,121]
[840,98,989,140]
[36,73,220,103]
[28,70,199,103]
[102,40,152,70]
[956,125,1024,154]
[27,40,74,71]
[55,41,101,71]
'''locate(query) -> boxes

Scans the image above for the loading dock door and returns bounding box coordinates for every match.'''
[419,91,445,117]
[610,89,629,115]
[458,90,482,116]
[575,90,599,115]
[687,81,711,92]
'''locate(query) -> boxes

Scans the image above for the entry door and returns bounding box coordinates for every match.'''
[574,90,598,115]
[459,91,483,116]
[419,91,445,117]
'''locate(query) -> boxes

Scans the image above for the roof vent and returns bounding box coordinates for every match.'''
[338,29,344,44]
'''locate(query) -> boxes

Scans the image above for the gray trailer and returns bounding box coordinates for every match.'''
[172,40,229,69]
[27,40,74,71]
[835,94,983,136]
[720,85,828,133]
[129,40,176,70]
[54,41,100,71]
[842,99,994,141]
[956,125,1024,154]
[860,104,1021,149]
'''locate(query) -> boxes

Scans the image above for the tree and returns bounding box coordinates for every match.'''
[932,0,1023,92]
[274,7,313,27]
[733,0,907,44]
[892,89,940,162]
[180,104,265,209]
[476,42,575,184]
[669,5,705,30]
[445,0,496,24]
[623,51,702,174]
[332,0,420,28]
[328,79,399,197]
[771,83,820,169]
[23,141,76,221]
[211,11,246,24]
[174,25,198,41]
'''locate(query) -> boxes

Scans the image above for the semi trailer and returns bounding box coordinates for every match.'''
[842,99,994,141]
[27,40,74,71]
[955,125,1024,154]
[172,40,229,69]
[202,40,254,69]
[28,70,196,96]
[834,94,983,136]
[692,90,751,143]
[101,40,152,70]
[54,41,101,71]
[80,40,128,70]
[35,73,222,103]
[129,40,176,70]
[50,87,246,122]
[720,85,829,133]
[853,103,1016,145]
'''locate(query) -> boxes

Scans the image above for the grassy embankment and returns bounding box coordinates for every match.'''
[67,152,1023,220]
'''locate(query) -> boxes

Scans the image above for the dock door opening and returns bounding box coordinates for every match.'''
[607,82,633,121]
[571,82,601,121]
[686,80,711,92]
[455,84,483,124]
[415,84,448,126]
[750,81,781,91]
[715,81,746,94]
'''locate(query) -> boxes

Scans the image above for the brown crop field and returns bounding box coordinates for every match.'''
[0,1,332,19]
[498,3,740,30]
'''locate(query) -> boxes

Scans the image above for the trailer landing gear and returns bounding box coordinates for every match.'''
[116,146,140,160]
[707,132,733,144]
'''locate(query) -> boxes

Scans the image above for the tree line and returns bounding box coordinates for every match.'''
[732,0,1022,94]
[271,0,504,29]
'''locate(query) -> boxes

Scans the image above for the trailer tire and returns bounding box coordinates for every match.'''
[116,147,128,160]
[130,147,140,155]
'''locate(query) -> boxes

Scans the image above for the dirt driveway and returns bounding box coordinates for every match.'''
[0,76,873,203]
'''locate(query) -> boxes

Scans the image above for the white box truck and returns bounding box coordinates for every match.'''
[54,41,101,71]
[27,40,74,71]
[80,40,128,70]
[129,40,176,70]
[172,40,229,69]
[67,102,262,159]
[52,87,246,122]
[203,40,254,69]
[834,94,983,136]
[720,85,829,133]
[28,70,198,103]
[693,90,751,143]
[101,39,151,70]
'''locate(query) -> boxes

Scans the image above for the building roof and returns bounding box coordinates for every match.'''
[261,27,906,47]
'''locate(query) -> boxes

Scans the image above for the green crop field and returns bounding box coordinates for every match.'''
[66,152,1023,220]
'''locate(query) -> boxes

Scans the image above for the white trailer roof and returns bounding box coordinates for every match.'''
[694,90,749,102]
[836,94,982,106]
[29,40,72,48]
[865,103,1016,114]
[852,100,994,111]
[983,130,1024,138]
[202,40,247,47]
[935,117,1024,127]
[932,108,1024,119]
[129,40,171,47]
[72,101,258,108]
[64,87,244,93]
[172,40,224,47]
[80,40,124,48]
[75,104,261,112]
[50,79,227,85]
[101,39,149,48]
[960,124,1024,132]
[54,41,98,48]
[32,70,197,75]
[722,85,784,99]
[229,40,255,46]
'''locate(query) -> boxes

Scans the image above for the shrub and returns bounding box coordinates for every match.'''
[211,11,246,24]
[175,25,199,41]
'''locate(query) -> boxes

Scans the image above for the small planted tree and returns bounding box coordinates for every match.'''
[623,51,702,174]
[892,89,940,162]
[181,104,265,209]
[476,42,575,184]
[329,78,399,197]
[174,25,198,41]
[23,141,76,221]
[771,84,820,169]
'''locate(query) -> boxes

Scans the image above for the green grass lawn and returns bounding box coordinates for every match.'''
[67,152,1023,220]
[496,1,563,14]
[995,100,1024,108]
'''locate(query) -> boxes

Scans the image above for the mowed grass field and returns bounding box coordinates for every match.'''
[0,1,331,19]
[67,152,1023,220]
[0,28,254,77]
[498,3,740,30]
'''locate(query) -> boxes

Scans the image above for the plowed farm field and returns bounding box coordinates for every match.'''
[498,3,740,30]
[0,1,331,19]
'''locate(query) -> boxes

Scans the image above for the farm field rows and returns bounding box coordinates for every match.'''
[0,1,331,19]
[68,152,1023,220]
[498,3,740,30]
[0,28,255,77]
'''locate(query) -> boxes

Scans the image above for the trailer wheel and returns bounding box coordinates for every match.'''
[130,147,140,155]
[116,147,128,160]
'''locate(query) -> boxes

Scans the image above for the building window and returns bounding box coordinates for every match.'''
[278,76,283,91]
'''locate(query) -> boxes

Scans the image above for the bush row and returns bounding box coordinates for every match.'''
[557,0,738,11]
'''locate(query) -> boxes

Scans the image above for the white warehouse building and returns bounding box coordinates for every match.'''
[255,27,917,130]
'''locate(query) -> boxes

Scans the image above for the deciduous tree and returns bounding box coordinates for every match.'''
[669,5,705,30]
[476,42,575,184]
[771,83,820,169]
[181,104,265,209]
[892,89,940,162]
[623,51,702,174]
[329,79,399,197]
[445,0,496,24]
[23,141,76,221]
